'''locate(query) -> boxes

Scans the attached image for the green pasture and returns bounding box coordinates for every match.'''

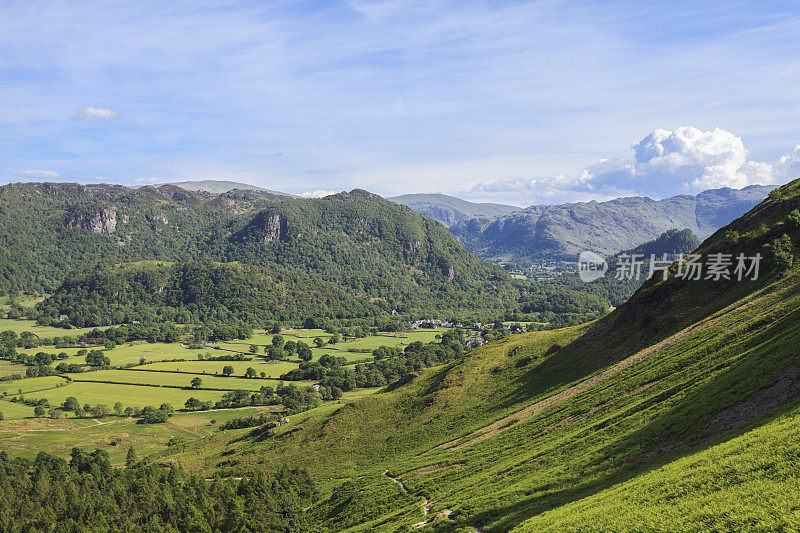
[72,369,279,391]
[0,375,67,395]
[0,318,109,336]
[11,381,225,411]
[0,399,36,418]
[0,361,26,378]
[0,406,272,463]
[141,359,298,378]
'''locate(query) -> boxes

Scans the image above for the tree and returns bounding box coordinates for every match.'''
[185,397,201,410]
[284,340,297,355]
[271,335,285,350]
[62,396,80,411]
[313,337,325,348]
[298,347,313,362]
[244,367,257,378]
[34,405,46,417]
[125,445,138,467]
[249,344,258,354]
[114,402,123,415]
[0,411,4,421]
[85,350,110,367]
[139,406,168,424]
[92,404,111,418]
[269,322,281,334]
[191,377,203,388]
[222,365,234,376]
[159,403,175,416]
[766,234,794,276]
[328,334,340,345]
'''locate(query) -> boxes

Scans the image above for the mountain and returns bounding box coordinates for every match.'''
[28,188,525,327]
[451,185,774,263]
[0,182,290,295]
[168,181,800,531]
[389,193,519,225]
[166,179,295,196]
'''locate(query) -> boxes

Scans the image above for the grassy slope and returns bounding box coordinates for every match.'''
[170,181,800,531]
[515,400,800,532]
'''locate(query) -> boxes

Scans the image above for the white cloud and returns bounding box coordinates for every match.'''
[17,169,61,179]
[74,106,122,119]
[134,177,161,183]
[458,127,797,205]
[300,189,335,198]
[630,127,768,192]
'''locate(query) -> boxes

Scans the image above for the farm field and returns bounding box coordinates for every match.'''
[0,399,36,418]
[0,360,26,378]
[0,318,109,336]
[103,343,204,363]
[0,325,453,422]
[142,359,297,378]
[0,406,274,463]
[72,369,281,391]
[0,375,68,395]
[9,381,226,412]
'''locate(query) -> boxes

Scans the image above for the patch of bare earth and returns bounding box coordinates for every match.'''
[700,365,800,441]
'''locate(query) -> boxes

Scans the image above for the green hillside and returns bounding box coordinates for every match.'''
[0,182,287,294]
[155,180,800,531]
[33,190,525,327]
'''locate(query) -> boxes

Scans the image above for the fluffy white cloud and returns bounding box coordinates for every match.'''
[630,127,769,193]
[300,189,335,198]
[74,106,122,119]
[17,169,61,179]
[460,127,796,205]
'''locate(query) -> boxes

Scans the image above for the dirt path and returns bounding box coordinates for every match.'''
[383,470,450,529]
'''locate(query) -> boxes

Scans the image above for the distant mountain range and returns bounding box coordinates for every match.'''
[388,193,519,226]
[448,185,775,263]
[166,180,295,197]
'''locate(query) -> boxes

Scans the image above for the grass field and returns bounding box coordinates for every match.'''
[0,327,451,425]
[0,375,68,395]
[141,359,298,378]
[0,318,109,336]
[0,295,44,311]
[103,343,204,363]
[0,361,26,378]
[0,399,36,418]
[11,381,225,411]
[72,369,281,391]
[0,406,275,464]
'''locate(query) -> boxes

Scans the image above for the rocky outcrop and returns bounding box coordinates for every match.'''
[68,206,118,236]
[261,214,289,244]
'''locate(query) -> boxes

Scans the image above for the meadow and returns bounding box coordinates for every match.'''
[0,406,275,464]
[0,321,445,422]
[73,369,282,391]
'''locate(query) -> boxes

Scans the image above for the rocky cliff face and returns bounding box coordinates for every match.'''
[261,214,289,243]
[68,206,118,236]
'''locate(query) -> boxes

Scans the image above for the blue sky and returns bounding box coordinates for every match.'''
[1,0,800,205]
